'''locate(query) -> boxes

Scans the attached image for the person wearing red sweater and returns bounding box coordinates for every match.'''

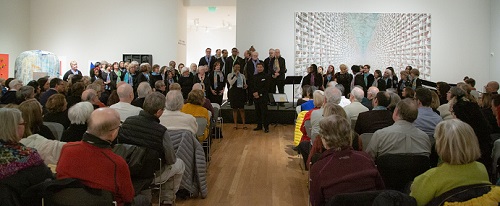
[57,108,134,205]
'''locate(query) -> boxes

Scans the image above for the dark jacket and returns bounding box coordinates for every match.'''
[355,109,394,135]
[199,55,215,72]
[0,90,17,105]
[178,73,195,99]
[39,89,58,106]
[353,73,375,96]
[334,72,353,96]
[43,110,71,129]
[244,59,264,82]
[269,56,287,81]
[302,73,323,89]
[310,148,385,206]
[251,71,271,103]
[63,69,82,82]
[117,110,175,165]
[224,56,245,75]
[61,124,87,142]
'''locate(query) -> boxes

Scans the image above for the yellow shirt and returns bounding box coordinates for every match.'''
[181,103,210,141]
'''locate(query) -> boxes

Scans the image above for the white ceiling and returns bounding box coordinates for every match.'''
[184,0,236,6]
[187,6,236,32]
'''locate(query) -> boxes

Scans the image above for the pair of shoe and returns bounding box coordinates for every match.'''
[253,127,269,133]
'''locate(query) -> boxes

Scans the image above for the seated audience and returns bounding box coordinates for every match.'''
[361,86,379,110]
[410,119,490,206]
[0,108,53,206]
[365,98,431,159]
[155,80,167,95]
[61,102,94,142]
[297,90,325,168]
[413,88,442,136]
[192,83,214,120]
[43,94,71,129]
[401,86,415,99]
[343,87,368,122]
[310,86,343,143]
[300,86,317,111]
[181,90,210,141]
[110,84,142,122]
[309,114,385,206]
[492,94,500,127]
[15,85,35,104]
[57,108,134,205]
[27,80,41,100]
[66,82,85,108]
[40,78,64,106]
[18,99,55,140]
[132,82,152,108]
[118,92,185,206]
[430,90,441,114]
[160,90,198,135]
[480,92,500,134]
[449,95,493,176]
[387,91,401,112]
[297,85,313,106]
[355,91,394,135]
[19,133,66,165]
[484,81,499,94]
[437,87,464,120]
[0,79,22,104]
[81,88,105,109]
[436,81,451,105]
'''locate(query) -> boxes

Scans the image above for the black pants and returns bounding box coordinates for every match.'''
[269,79,285,94]
[254,99,269,129]
[246,82,254,104]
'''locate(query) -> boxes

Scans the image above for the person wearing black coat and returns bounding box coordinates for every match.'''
[252,62,271,133]
[353,65,375,97]
[269,49,287,96]
[209,62,226,105]
[199,48,215,73]
[244,52,264,106]
[302,64,323,89]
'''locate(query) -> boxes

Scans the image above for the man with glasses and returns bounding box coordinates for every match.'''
[39,78,64,106]
[57,108,134,205]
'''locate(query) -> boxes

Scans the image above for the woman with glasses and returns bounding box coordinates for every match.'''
[0,108,53,205]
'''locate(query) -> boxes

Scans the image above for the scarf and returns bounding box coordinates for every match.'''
[236,73,243,88]
[0,141,44,180]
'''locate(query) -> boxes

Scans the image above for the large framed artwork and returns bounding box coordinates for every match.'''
[295,12,431,92]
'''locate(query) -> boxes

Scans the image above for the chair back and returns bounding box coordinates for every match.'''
[212,104,220,120]
[360,133,374,151]
[327,190,384,206]
[45,187,116,206]
[375,154,430,192]
[43,122,64,140]
[196,117,208,137]
[426,184,496,206]
[304,120,312,137]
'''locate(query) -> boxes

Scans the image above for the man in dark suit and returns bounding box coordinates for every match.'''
[269,49,287,106]
[263,48,274,75]
[252,62,270,133]
[40,78,64,106]
[354,91,394,135]
[353,64,374,97]
[198,48,215,73]
[244,51,263,106]
[63,60,83,82]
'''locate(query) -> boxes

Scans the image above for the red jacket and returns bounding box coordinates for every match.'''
[57,133,134,205]
[300,108,319,142]
[309,148,385,206]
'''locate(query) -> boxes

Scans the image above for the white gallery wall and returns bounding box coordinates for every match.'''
[0,0,30,77]
[237,0,493,96]
[29,0,184,76]
[491,0,500,83]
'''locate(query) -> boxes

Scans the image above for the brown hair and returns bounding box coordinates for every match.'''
[319,115,352,149]
[396,98,418,123]
[46,94,67,113]
[18,99,43,138]
[187,89,205,106]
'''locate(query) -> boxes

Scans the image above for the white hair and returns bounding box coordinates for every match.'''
[325,86,342,104]
[350,87,365,102]
[68,102,94,124]
[9,79,22,90]
[165,90,184,111]
[137,82,152,98]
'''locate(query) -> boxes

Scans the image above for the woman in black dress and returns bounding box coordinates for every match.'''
[193,65,210,97]
[227,64,247,129]
[323,65,335,90]
[302,64,323,89]
[209,61,226,105]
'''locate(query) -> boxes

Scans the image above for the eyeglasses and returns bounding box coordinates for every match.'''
[18,122,27,126]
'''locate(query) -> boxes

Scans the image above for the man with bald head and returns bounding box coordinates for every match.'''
[57,108,134,205]
[110,84,142,122]
[244,51,263,106]
[81,89,105,109]
[485,81,499,94]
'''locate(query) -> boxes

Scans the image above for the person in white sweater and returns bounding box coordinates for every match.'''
[19,133,66,165]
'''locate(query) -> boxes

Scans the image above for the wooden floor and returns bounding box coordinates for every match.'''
[173,124,309,206]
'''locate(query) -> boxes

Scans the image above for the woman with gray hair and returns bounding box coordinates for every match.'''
[61,102,94,142]
[15,85,35,104]
[131,82,152,108]
[309,115,384,206]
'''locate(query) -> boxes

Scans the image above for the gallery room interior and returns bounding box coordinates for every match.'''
[1,0,500,205]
